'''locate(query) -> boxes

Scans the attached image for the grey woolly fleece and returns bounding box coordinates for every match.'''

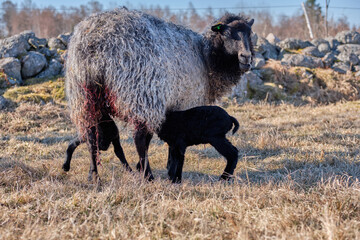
[66,8,248,135]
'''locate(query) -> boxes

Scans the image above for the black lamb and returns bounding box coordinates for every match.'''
[157,106,239,183]
[63,114,132,181]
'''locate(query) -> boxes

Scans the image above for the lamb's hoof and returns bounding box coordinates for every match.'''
[169,176,181,184]
[219,173,233,181]
[62,163,70,172]
[147,174,155,182]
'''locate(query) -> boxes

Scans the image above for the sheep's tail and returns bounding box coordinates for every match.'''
[230,116,239,135]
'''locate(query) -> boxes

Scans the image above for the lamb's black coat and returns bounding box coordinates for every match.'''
[157,106,239,183]
[63,114,131,181]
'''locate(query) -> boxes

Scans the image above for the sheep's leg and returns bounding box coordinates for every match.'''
[168,146,186,183]
[63,137,83,172]
[87,128,100,182]
[210,138,238,181]
[134,126,154,181]
[112,138,132,172]
[166,147,174,171]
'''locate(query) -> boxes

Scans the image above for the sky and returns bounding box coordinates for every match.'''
[4,0,360,28]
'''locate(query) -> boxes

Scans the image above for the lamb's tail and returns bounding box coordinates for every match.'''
[230,116,239,135]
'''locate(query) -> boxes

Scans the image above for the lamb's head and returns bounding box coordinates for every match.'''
[207,14,254,72]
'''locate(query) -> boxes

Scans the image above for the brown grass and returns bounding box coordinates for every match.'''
[0,96,359,239]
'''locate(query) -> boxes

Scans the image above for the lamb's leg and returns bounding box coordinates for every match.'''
[63,137,83,171]
[112,137,132,172]
[168,145,186,183]
[134,125,154,181]
[210,138,238,181]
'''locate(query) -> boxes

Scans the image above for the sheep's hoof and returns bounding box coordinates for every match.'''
[88,171,99,182]
[62,163,70,172]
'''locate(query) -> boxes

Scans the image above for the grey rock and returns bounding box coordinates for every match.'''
[251,33,258,47]
[28,36,47,49]
[325,37,340,50]
[353,65,360,72]
[336,44,360,55]
[58,33,71,47]
[337,51,359,65]
[252,53,266,69]
[318,42,331,54]
[332,62,351,74]
[231,71,263,98]
[311,38,328,47]
[35,59,63,78]
[0,96,9,110]
[277,38,313,50]
[266,33,280,45]
[256,37,278,60]
[37,47,53,58]
[21,51,47,79]
[322,52,337,68]
[0,31,34,58]
[302,46,325,58]
[0,57,22,86]
[335,30,360,44]
[48,37,66,50]
[281,54,324,68]
[355,71,360,77]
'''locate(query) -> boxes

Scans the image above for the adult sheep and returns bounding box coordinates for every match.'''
[66,7,254,181]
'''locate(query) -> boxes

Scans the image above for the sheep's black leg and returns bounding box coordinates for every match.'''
[210,138,238,181]
[166,147,173,171]
[134,125,154,181]
[63,137,83,172]
[168,146,186,183]
[112,137,132,172]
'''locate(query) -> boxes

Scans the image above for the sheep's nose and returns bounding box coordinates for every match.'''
[239,53,251,64]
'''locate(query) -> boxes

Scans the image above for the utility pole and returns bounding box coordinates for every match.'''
[325,0,330,37]
[301,2,314,39]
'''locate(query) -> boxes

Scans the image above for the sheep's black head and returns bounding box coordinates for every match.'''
[209,14,254,72]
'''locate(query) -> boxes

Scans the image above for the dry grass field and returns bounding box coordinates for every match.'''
[0,79,360,239]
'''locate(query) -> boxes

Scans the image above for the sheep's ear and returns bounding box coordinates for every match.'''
[248,19,254,27]
[211,22,226,32]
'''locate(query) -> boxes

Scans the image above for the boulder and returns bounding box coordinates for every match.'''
[58,33,71,47]
[252,52,266,69]
[256,37,278,60]
[35,59,63,78]
[0,31,34,58]
[302,46,325,58]
[28,36,47,49]
[318,42,331,54]
[37,47,55,58]
[266,33,280,45]
[251,33,258,47]
[325,37,340,50]
[277,38,312,50]
[21,51,47,79]
[336,44,360,55]
[332,62,351,74]
[0,57,22,87]
[335,31,360,44]
[281,54,324,68]
[0,96,10,110]
[48,37,66,50]
[231,71,264,98]
[337,51,359,65]
[322,52,337,68]
[311,38,328,47]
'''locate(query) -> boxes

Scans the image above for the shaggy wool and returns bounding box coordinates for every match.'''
[66,8,253,135]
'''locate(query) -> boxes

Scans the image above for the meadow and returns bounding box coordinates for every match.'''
[0,78,359,239]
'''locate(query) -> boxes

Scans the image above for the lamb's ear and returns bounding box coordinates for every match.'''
[211,22,226,33]
[248,19,254,27]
